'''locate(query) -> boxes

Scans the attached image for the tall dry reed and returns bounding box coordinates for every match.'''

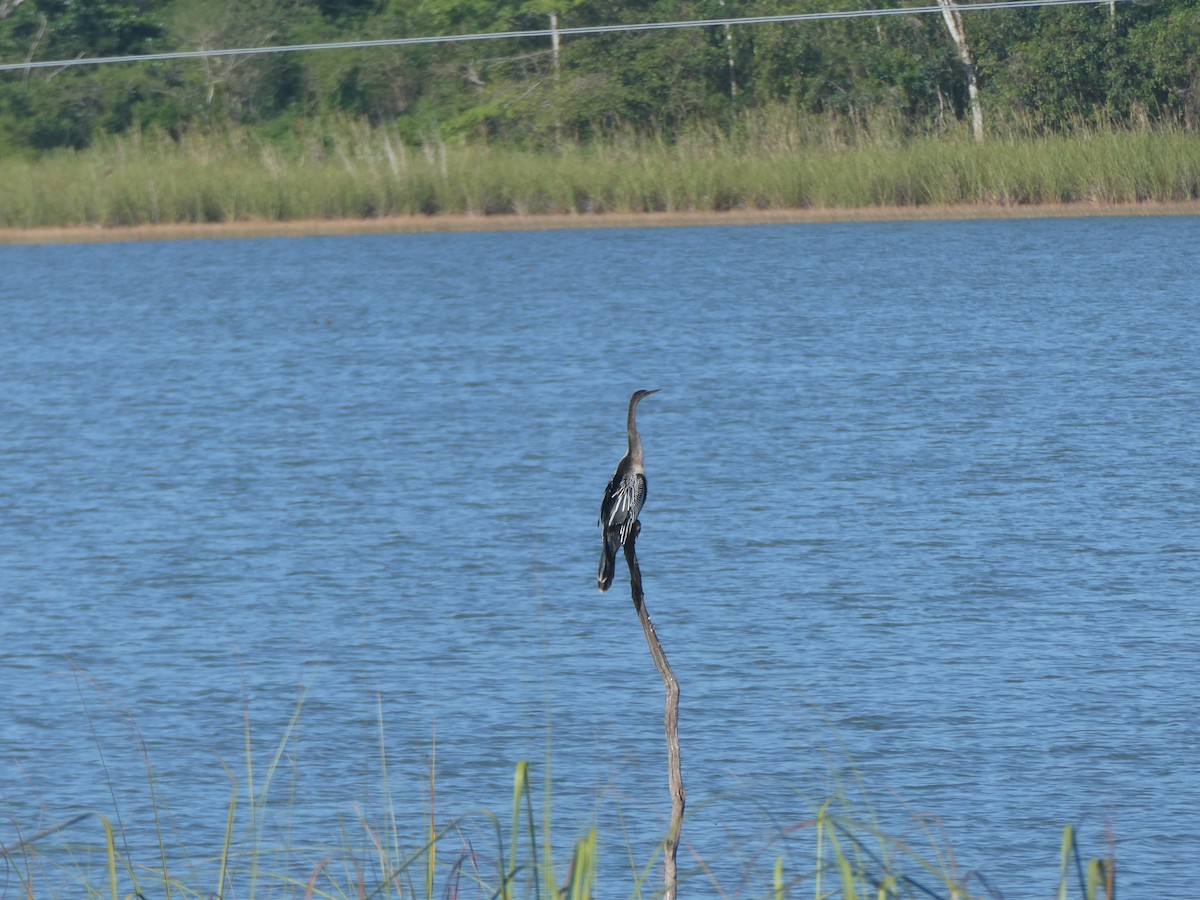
[2,114,1197,229]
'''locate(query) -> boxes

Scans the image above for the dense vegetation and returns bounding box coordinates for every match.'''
[1,0,1199,155]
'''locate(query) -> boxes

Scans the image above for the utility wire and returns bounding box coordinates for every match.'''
[0,0,1133,73]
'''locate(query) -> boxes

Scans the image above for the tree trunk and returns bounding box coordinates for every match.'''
[549,11,560,73]
[937,0,984,142]
[718,0,737,100]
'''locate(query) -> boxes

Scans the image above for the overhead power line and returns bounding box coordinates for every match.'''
[0,0,1133,74]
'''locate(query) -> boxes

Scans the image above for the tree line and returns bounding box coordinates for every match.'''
[1,0,1198,153]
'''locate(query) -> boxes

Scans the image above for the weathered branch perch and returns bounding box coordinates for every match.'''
[624,521,685,900]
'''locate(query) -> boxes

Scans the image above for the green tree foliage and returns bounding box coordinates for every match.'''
[735,0,961,124]
[33,0,164,56]
[160,0,318,123]
[974,0,1200,130]
[0,0,169,147]
[1,0,1199,151]
[1122,0,1200,125]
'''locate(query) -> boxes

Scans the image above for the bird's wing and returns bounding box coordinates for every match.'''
[600,476,620,525]
[614,473,646,544]
[604,472,646,529]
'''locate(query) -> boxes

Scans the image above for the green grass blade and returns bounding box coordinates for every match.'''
[505,760,530,899]
[814,801,827,900]
[1057,825,1073,900]
[244,701,258,900]
[565,828,597,900]
[374,695,400,900]
[542,755,556,900]
[97,814,118,900]
[427,739,437,900]
[217,780,238,900]
[826,823,858,900]
[521,762,541,900]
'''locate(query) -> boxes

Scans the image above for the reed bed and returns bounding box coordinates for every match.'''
[2,116,1199,231]
[0,756,1118,900]
[0,696,1119,900]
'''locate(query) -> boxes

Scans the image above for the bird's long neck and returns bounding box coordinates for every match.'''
[625,395,645,470]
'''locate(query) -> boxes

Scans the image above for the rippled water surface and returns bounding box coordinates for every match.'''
[3,217,1199,897]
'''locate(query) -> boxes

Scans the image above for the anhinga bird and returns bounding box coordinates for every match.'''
[598,388,659,592]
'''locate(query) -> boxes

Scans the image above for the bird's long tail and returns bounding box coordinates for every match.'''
[598,536,618,592]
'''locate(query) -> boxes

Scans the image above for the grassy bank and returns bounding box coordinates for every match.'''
[2,115,1199,234]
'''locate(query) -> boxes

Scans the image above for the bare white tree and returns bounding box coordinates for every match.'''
[718,0,737,99]
[937,0,984,142]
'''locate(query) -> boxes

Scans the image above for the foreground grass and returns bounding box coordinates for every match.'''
[0,762,1119,900]
[2,115,1199,233]
[0,691,1117,899]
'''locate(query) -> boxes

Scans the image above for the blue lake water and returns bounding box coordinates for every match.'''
[2,216,1199,898]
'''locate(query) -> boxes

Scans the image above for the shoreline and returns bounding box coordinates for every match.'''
[3,200,1199,245]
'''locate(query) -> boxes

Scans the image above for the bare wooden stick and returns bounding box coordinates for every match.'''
[623,522,685,900]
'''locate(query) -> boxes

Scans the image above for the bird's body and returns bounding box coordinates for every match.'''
[598,389,658,592]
